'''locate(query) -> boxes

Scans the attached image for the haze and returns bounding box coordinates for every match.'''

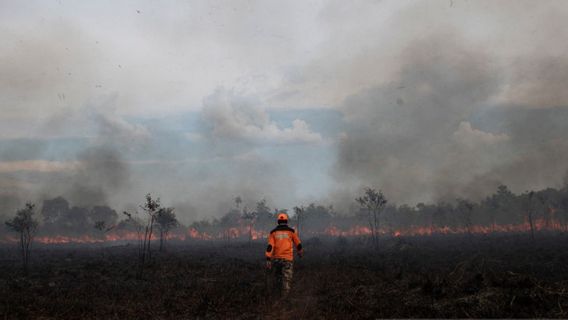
[1,0,567,224]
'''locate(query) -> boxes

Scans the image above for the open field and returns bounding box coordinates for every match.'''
[2,233,568,319]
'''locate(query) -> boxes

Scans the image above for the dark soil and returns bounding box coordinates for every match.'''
[2,233,568,319]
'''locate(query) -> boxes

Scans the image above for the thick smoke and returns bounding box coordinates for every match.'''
[333,37,568,205]
[464,106,568,196]
[64,146,130,206]
[3,0,568,229]
[332,34,498,204]
[0,103,136,216]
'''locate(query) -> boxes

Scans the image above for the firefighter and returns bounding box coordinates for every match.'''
[265,212,303,296]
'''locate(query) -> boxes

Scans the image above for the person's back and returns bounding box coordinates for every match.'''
[265,213,303,296]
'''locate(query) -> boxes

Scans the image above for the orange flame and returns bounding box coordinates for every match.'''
[320,217,567,238]
[1,217,566,244]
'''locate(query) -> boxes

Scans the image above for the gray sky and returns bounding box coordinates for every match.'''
[1,0,567,222]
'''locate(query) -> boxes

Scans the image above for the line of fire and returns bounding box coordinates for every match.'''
[3,184,567,246]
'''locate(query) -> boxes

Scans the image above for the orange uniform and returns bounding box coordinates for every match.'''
[265,225,303,261]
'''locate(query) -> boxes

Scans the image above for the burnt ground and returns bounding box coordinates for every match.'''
[2,233,568,319]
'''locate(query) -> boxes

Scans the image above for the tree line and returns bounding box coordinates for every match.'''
[5,184,568,272]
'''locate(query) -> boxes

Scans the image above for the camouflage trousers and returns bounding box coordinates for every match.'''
[272,259,294,296]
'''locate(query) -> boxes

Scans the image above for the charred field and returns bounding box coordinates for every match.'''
[2,233,568,319]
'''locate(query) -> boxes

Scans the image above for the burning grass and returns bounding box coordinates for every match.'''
[2,217,565,245]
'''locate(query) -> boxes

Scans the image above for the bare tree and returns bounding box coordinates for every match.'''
[5,203,39,273]
[156,207,178,251]
[136,194,161,277]
[527,191,536,240]
[122,211,145,259]
[356,187,387,249]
